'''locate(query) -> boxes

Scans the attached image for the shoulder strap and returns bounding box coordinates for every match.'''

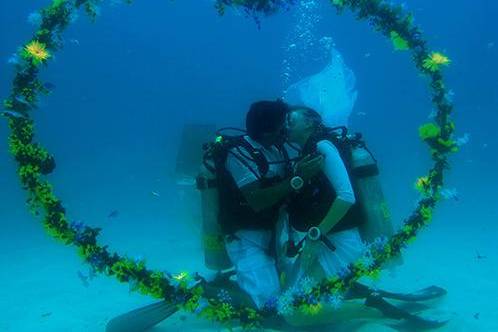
[235,138,270,178]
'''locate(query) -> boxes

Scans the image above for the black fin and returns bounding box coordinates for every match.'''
[377,285,447,302]
[106,300,178,332]
[365,295,448,330]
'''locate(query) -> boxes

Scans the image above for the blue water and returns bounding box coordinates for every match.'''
[1,1,497,331]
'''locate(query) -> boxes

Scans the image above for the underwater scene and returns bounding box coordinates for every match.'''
[0,0,497,331]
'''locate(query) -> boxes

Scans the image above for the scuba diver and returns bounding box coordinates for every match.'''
[106,102,448,332]
[280,106,365,288]
[198,99,323,309]
[275,105,448,329]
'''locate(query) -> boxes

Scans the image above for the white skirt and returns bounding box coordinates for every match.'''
[277,221,365,288]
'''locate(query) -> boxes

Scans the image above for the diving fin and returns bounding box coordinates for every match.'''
[350,283,446,303]
[105,300,178,332]
[375,285,447,302]
[365,295,448,330]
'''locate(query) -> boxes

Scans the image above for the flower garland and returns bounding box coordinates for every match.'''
[3,0,457,328]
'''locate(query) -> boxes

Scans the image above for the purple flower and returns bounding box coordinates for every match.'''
[298,276,316,295]
[360,254,376,269]
[217,289,232,303]
[370,236,388,252]
[70,220,85,232]
[263,295,278,311]
[7,54,20,65]
[77,270,90,287]
[87,253,105,272]
[71,220,87,242]
[325,293,343,309]
[27,12,42,26]
[337,266,351,279]
[305,293,318,305]
[277,290,295,316]
[2,111,26,119]
[194,299,209,314]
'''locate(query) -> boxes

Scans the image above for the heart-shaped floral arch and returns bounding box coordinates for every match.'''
[3,0,457,327]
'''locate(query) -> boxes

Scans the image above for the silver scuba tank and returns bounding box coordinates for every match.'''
[197,162,232,271]
[349,137,395,244]
[348,134,403,268]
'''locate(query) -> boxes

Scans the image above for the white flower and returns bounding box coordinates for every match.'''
[326,293,343,310]
[277,289,296,315]
[27,12,42,26]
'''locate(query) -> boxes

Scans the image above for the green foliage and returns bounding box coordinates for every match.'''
[419,123,441,141]
[182,285,203,312]
[390,31,409,50]
[200,301,235,323]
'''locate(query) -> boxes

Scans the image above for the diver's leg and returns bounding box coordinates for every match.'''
[224,230,281,309]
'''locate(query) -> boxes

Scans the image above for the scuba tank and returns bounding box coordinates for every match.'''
[348,134,395,244]
[196,130,248,272]
[197,159,232,271]
[348,134,403,267]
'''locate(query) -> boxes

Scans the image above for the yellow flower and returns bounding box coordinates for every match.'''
[423,52,451,72]
[415,176,431,194]
[172,271,189,281]
[300,302,323,316]
[420,205,433,223]
[24,40,50,64]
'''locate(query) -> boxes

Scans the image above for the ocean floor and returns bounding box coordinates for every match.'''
[1,181,497,332]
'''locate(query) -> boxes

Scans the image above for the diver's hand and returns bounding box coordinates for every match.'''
[294,154,324,181]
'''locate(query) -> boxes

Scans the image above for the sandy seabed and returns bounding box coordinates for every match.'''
[1,180,496,332]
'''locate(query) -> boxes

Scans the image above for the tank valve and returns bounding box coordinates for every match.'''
[307,226,321,241]
[290,175,304,191]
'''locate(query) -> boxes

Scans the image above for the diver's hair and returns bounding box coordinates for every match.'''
[289,105,325,133]
[246,99,289,140]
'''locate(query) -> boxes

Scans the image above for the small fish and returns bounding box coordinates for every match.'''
[151,191,160,197]
[445,89,455,103]
[77,270,90,287]
[27,12,42,26]
[88,269,97,281]
[43,82,56,92]
[364,52,371,58]
[107,210,119,219]
[176,176,196,186]
[7,54,20,65]
[41,312,52,318]
[487,42,495,49]
[474,312,480,320]
[2,110,27,119]
[356,111,367,116]
[14,95,30,106]
[476,251,487,260]
[69,38,80,46]
[440,188,459,201]
[427,109,437,119]
[456,133,470,146]
[133,255,144,265]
